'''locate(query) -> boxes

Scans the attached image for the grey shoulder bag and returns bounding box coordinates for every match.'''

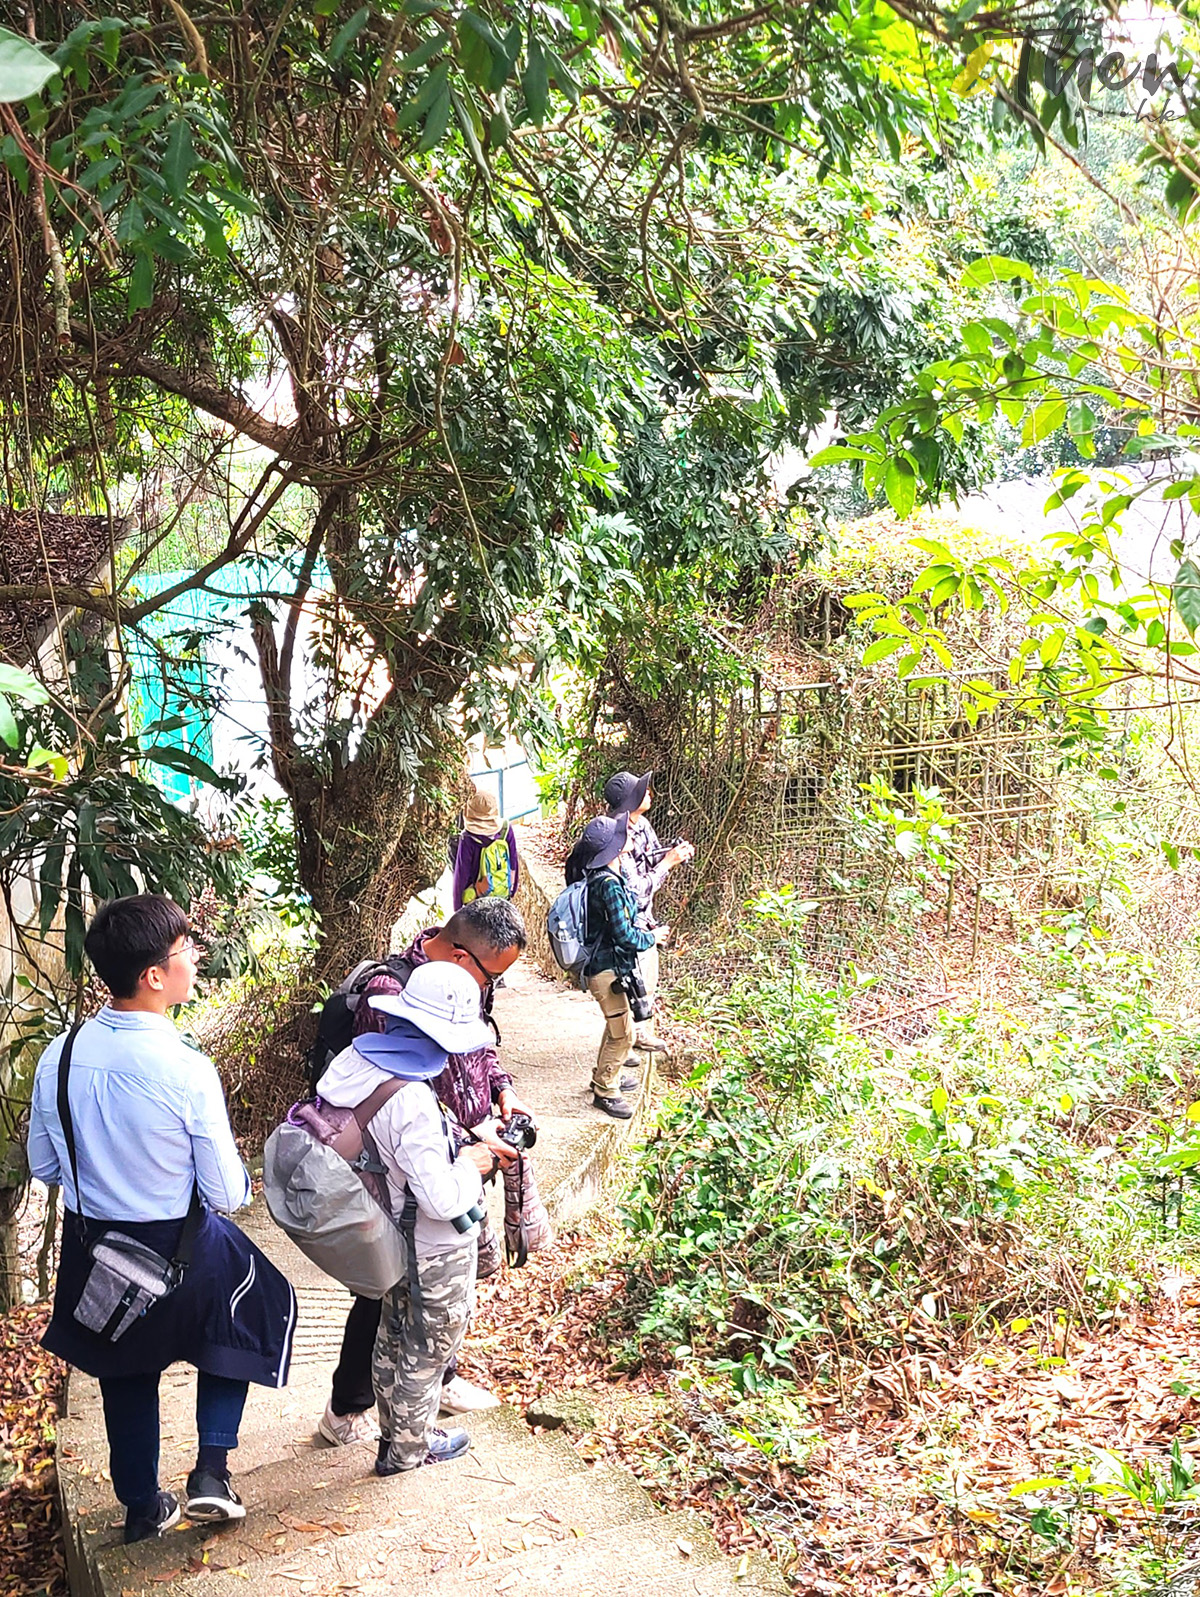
[57,1022,202,1343]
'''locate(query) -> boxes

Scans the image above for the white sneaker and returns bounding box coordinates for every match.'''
[439,1376,501,1415]
[317,1401,380,1446]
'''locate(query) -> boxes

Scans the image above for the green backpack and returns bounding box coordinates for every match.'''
[465,836,512,901]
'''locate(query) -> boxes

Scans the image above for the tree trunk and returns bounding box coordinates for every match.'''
[297,713,463,978]
[0,1188,23,1313]
[251,489,470,978]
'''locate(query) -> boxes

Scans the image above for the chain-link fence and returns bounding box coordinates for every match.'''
[563,569,1200,1045]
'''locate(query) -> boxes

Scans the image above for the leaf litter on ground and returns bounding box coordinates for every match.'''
[462,1227,1200,1595]
[0,1304,67,1597]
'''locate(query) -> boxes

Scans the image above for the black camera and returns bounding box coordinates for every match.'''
[451,1202,486,1234]
[613,970,654,1024]
[497,1112,537,1151]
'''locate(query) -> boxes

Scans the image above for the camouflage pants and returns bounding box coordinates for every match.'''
[373,1241,477,1471]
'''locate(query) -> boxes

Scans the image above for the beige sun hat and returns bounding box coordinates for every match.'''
[464,787,502,837]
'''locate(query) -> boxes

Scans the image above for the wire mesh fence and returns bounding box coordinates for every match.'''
[566,581,1200,1046]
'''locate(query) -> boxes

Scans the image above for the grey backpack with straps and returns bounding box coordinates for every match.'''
[263,1075,418,1300]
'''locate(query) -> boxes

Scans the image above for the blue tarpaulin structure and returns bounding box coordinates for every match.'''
[127,559,315,804]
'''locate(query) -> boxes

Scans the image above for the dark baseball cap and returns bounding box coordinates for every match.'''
[577,813,629,871]
[603,770,651,814]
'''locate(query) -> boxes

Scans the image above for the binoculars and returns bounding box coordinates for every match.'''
[450,1202,486,1234]
[612,970,654,1023]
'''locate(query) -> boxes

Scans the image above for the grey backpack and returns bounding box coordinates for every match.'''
[263,1077,416,1300]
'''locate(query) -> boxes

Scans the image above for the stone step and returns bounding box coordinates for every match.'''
[73,1406,581,1580]
[109,1498,763,1597]
[65,1384,588,1488]
[56,963,778,1597]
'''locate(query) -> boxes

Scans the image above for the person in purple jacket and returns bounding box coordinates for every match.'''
[452,788,520,911]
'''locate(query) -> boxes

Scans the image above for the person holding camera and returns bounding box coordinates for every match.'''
[315,899,532,1447]
[315,961,503,1475]
[575,813,669,1120]
[603,770,693,1058]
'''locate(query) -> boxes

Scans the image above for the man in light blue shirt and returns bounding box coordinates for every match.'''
[27,895,295,1545]
[28,1008,251,1220]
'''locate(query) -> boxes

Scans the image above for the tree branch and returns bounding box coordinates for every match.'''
[68,319,315,460]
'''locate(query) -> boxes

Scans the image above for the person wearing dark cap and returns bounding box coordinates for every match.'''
[575,814,667,1118]
[602,771,693,1056]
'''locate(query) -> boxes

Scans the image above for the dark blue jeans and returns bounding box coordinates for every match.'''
[98,1370,248,1509]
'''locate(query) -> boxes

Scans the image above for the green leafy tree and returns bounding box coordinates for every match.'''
[0,0,1088,974]
[809,240,1200,756]
[0,642,245,1309]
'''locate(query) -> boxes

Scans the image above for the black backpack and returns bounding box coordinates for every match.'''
[305,954,416,1091]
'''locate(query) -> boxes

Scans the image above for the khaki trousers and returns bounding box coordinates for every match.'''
[584,967,634,1095]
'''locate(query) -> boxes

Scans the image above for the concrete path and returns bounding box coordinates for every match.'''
[56,958,784,1597]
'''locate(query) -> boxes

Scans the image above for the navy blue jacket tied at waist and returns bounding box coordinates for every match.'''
[44,1207,296,1386]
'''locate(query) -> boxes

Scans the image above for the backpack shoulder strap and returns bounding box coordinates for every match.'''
[353,1077,407,1130]
[384,953,417,987]
[344,960,395,1013]
[328,1076,407,1165]
[339,958,385,995]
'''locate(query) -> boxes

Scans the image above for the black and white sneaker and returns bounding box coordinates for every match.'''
[124,1490,181,1545]
[184,1469,246,1523]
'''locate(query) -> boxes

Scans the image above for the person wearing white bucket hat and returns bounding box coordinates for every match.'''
[315,901,531,1445]
[315,962,500,1475]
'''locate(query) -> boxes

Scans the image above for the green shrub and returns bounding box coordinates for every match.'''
[622,892,1200,1386]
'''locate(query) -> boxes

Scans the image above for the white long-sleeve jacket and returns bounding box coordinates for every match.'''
[317,1046,484,1256]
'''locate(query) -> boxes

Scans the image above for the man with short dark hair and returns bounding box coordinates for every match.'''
[316,897,531,1445]
[27,895,296,1543]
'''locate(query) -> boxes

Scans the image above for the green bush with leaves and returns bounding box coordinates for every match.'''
[621,889,1200,1395]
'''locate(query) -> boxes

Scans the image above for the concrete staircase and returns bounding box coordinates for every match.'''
[61,1388,782,1597]
[56,961,782,1597]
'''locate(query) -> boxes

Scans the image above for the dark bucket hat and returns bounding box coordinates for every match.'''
[578,812,629,871]
[603,770,651,814]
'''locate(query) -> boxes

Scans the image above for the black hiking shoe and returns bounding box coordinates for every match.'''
[124,1491,181,1545]
[592,1092,634,1120]
[376,1426,470,1475]
[184,1468,246,1523]
[619,1071,640,1092]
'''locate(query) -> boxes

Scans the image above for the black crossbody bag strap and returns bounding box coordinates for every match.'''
[56,1022,87,1242]
[57,1019,202,1265]
[172,1185,204,1270]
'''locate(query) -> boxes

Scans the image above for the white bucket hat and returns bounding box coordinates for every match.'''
[367,961,493,1054]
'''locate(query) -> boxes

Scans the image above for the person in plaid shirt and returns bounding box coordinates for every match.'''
[576,813,671,1119]
[603,770,693,1054]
